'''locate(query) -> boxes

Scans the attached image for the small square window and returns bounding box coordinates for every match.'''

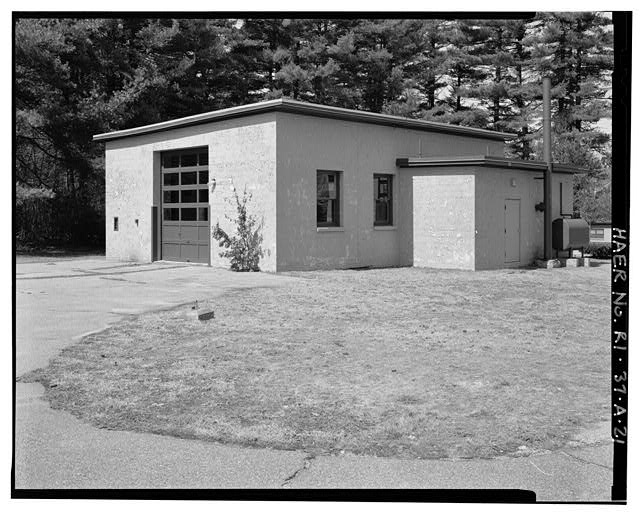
[198,207,209,221]
[181,208,197,221]
[181,189,197,203]
[113,217,119,231]
[198,152,208,166]
[181,153,198,167]
[199,189,209,203]
[317,171,341,227]
[163,173,179,186]
[163,154,180,168]
[374,174,393,226]
[181,172,197,185]
[199,171,209,184]
[163,190,179,203]
[163,208,179,221]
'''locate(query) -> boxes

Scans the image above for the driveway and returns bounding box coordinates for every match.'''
[14,257,613,498]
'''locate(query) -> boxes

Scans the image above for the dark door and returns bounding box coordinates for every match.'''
[161,149,210,264]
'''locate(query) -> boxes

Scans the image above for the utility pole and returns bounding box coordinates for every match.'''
[543,76,553,260]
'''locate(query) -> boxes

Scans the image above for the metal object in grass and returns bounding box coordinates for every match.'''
[186,300,215,321]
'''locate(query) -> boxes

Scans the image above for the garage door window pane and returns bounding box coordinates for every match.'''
[181,172,197,185]
[163,208,179,221]
[181,153,198,167]
[163,173,179,186]
[181,208,197,221]
[199,189,209,203]
[181,189,197,203]
[198,152,208,166]
[163,190,179,203]
[198,207,208,221]
[163,155,180,168]
[199,171,209,184]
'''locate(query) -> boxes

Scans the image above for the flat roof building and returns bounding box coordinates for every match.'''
[94,99,584,271]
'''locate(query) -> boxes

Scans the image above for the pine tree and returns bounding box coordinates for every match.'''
[422,19,489,127]
[527,12,612,218]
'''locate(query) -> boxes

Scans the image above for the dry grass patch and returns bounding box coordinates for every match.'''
[23,265,610,459]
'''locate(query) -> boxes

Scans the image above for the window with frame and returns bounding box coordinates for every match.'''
[591,228,605,239]
[317,171,341,227]
[374,174,393,226]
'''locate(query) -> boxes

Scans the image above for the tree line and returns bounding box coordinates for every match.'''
[14,14,613,248]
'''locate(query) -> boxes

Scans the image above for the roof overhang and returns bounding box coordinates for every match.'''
[395,155,589,175]
[93,98,514,143]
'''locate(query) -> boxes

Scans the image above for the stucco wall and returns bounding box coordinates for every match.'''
[274,112,502,271]
[409,171,476,270]
[104,113,277,271]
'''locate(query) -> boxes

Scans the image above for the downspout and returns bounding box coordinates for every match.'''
[543,77,553,260]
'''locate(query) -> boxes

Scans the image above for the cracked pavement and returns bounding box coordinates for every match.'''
[14,257,613,499]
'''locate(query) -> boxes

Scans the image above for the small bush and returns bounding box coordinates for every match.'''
[586,243,611,259]
[212,187,265,272]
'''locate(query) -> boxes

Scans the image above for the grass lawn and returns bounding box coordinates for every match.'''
[24,265,611,460]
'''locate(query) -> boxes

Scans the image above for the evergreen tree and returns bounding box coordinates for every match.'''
[14,15,614,246]
[423,19,489,127]
[527,12,612,218]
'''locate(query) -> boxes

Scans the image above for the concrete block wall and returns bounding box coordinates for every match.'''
[104,113,278,271]
[207,119,278,271]
[274,112,501,271]
[474,169,574,269]
[409,171,476,270]
[103,109,571,272]
[104,144,155,262]
[474,168,543,269]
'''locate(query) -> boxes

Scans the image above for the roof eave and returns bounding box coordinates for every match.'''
[92,99,284,142]
[93,98,513,143]
[396,155,589,174]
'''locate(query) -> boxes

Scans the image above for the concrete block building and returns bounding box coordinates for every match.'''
[94,99,583,272]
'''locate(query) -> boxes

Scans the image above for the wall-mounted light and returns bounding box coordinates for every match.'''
[210,178,217,193]
[510,178,517,187]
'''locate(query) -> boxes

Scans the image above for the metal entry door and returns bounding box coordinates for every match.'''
[504,199,521,263]
[161,149,210,264]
